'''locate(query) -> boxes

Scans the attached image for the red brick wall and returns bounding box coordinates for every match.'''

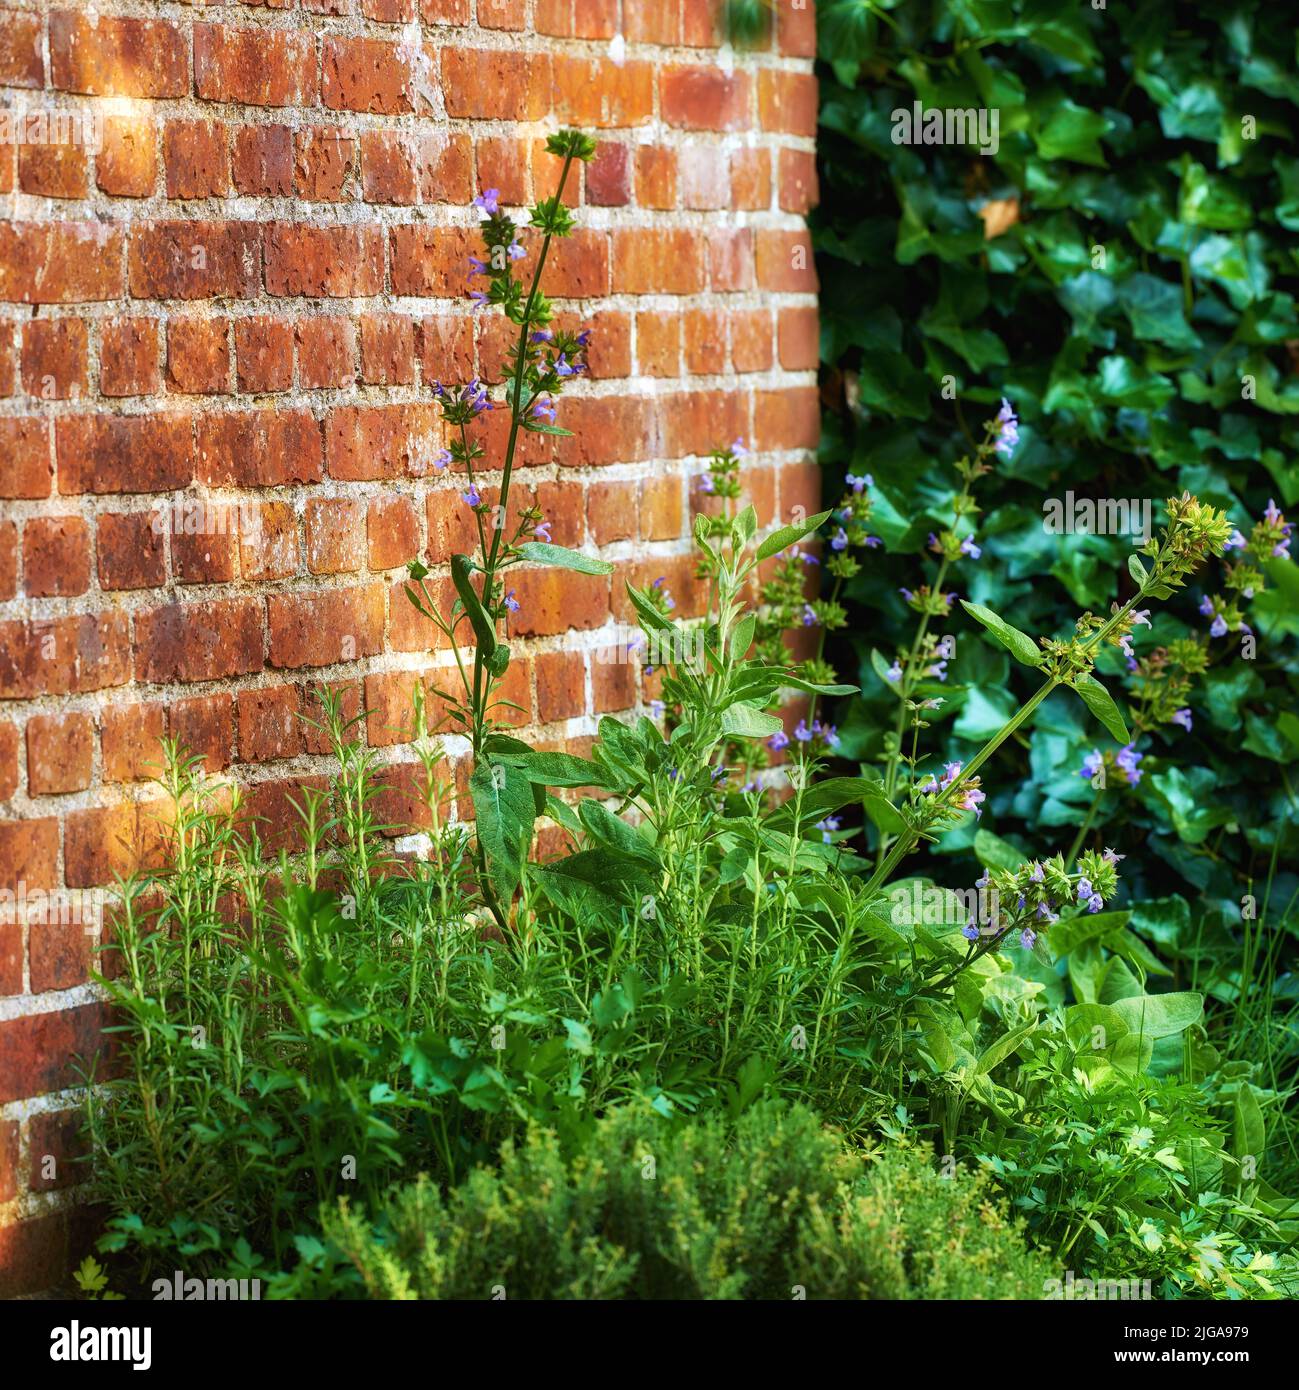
[0,0,819,1290]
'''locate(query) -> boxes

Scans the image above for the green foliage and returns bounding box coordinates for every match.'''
[304,1102,1048,1300]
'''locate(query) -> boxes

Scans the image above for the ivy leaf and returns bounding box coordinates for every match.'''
[1072,673,1131,744]
[960,601,1043,667]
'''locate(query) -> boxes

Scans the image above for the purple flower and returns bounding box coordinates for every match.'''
[1077,877,1093,901]
[554,352,579,377]
[1085,893,1104,913]
[472,188,500,215]
[1116,742,1144,786]
[731,438,749,457]
[923,660,948,682]
[467,255,488,278]
[503,590,520,613]
[960,535,982,560]
[768,730,790,752]
[699,473,715,494]
[815,816,841,843]
[962,922,981,942]
[817,721,841,751]
[1225,528,1247,550]
[1020,928,1036,950]
[462,485,482,508]
[651,699,665,719]
[1080,749,1104,780]
[899,588,914,603]
[530,330,554,344]
[845,472,872,493]
[1103,847,1125,864]
[508,240,525,261]
[794,719,814,743]
[801,604,818,627]
[886,660,902,683]
[831,528,849,551]
[1198,596,1215,617]
[534,520,551,542]
[1171,708,1192,732]
[995,398,1020,458]
[801,551,820,566]
[434,448,452,471]
[1210,615,1227,638]
[532,396,556,424]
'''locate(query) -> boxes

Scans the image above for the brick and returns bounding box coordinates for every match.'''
[196,410,323,487]
[0,719,16,801]
[421,0,471,21]
[28,1111,90,1191]
[0,317,14,395]
[0,612,131,698]
[390,224,476,296]
[0,1213,76,1299]
[102,702,167,782]
[779,146,819,213]
[388,576,450,652]
[0,1003,113,1109]
[658,388,746,460]
[0,8,43,87]
[637,310,681,376]
[708,227,755,292]
[359,313,416,386]
[0,222,126,304]
[0,817,58,886]
[232,124,293,196]
[640,474,683,540]
[441,49,550,120]
[299,681,363,755]
[779,306,819,370]
[264,223,384,297]
[167,317,230,394]
[237,684,302,762]
[23,515,89,597]
[97,116,157,198]
[535,650,584,723]
[475,134,530,206]
[326,404,441,481]
[684,307,727,374]
[238,775,330,855]
[479,0,525,27]
[50,12,187,99]
[612,229,706,295]
[755,228,817,293]
[18,142,88,200]
[0,520,13,599]
[561,395,656,466]
[360,130,471,205]
[240,501,298,581]
[235,317,294,393]
[756,386,820,451]
[30,914,94,994]
[635,146,677,208]
[0,1119,16,1196]
[305,497,365,574]
[682,0,721,46]
[364,0,418,19]
[171,512,240,584]
[164,120,230,200]
[419,315,474,384]
[21,319,88,400]
[592,647,636,713]
[97,511,166,590]
[64,801,168,887]
[625,3,678,43]
[778,0,818,55]
[551,56,654,128]
[587,141,631,206]
[679,144,728,209]
[367,494,418,569]
[195,23,318,107]
[129,220,261,301]
[294,128,355,201]
[545,229,610,298]
[136,598,265,684]
[732,308,774,373]
[26,712,93,794]
[759,70,818,136]
[298,317,356,389]
[364,670,429,746]
[730,146,772,209]
[99,318,161,397]
[171,693,232,771]
[506,568,608,637]
[267,585,385,668]
[57,414,193,495]
[322,35,420,115]
[661,67,751,131]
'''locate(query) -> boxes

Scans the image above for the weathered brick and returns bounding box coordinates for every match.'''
[23,515,90,598]
[49,12,186,99]
[0,223,126,304]
[237,684,302,762]
[267,585,385,668]
[305,497,365,574]
[196,410,323,487]
[136,598,265,684]
[612,229,706,295]
[758,70,818,136]
[56,414,194,494]
[27,1111,90,1190]
[326,404,441,481]
[21,319,87,401]
[294,128,355,201]
[441,48,549,120]
[18,142,88,200]
[359,314,417,386]
[163,120,230,200]
[367,494,419,569]
[0,1003,114,1104]
[99,318,161,397]
[551,56,653,128]
[264,223,384,297]
[97,117,157,198]
[0,7,43,87]
[129,221,261,301]
[661,66,751,131]
[235,317,294,393]
[322,35,420,115]
[26,712,94,795]
[298,317,356,389]
[171,693,232,771]
[102,702,167,782]
[195,23,318,108]
[360,130,471,205]
[167,317,230,395]
[506,568,608,637]
[232,124,294,196]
